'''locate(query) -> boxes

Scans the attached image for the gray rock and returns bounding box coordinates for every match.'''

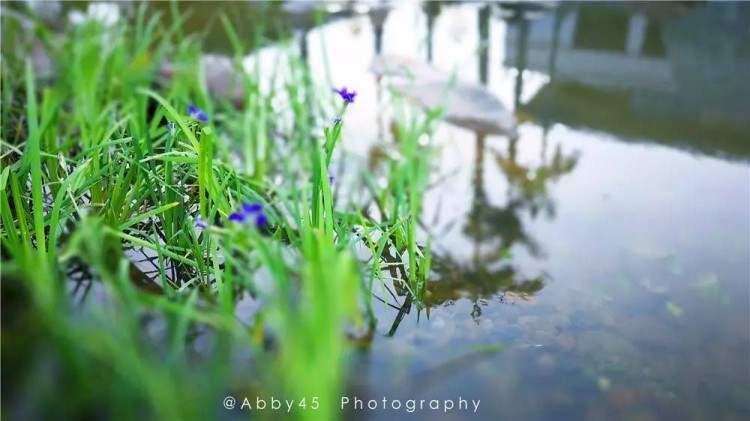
[370,55,518,137]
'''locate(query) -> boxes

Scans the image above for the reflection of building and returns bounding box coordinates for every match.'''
[504,2,750,160]
[505,2,676,92]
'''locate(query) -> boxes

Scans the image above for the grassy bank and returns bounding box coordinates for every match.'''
[1,4,439,420]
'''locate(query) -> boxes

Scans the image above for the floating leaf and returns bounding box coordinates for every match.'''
[666,301,683,318]
[640,277,667,294]
[691,273,719,290]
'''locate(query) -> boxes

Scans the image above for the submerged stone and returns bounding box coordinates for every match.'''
[370,55,518,137]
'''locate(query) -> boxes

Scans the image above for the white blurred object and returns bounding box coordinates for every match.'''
[449,13,468,43]
[68,2,120,26]
[370,55,518,137]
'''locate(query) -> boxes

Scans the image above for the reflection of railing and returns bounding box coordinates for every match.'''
[506,2,750,133]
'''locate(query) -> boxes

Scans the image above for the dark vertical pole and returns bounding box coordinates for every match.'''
[479,5,490,86]
[370,6,389,77]
[374,23,383,54]
[425,2,440,63]
[513,12,529,109]
[370,8,389,55]
[474,136,486,205]
[299,29,309,63]
[472,134,486,268]
[548,6,563,81]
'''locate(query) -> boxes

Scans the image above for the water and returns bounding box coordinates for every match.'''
[301,2,749,420]
[27,1,750,420]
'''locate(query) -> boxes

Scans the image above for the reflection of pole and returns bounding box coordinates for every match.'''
[472,134,486,267]
[387,294,412,337]
[508,136,518,162]
[478,5,490,85]
[425,2,440,62]
[374,23,383,54]
[474,135,486,200]
[514,14,529,109]
[370,8,388,55]
[299,29,309,63]
[548,7,563,81]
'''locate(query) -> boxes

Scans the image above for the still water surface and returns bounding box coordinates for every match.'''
[302,3,749,420]
[46,1,750,420]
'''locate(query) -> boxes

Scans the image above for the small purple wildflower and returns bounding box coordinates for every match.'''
[188,104,208,122]
[167,122,176,136]
[255,213,268,227]
[332,116,342,125]
[328,173,335,184]
[242,203,263,214]
[228,202,268,228]
[333,86,357,104]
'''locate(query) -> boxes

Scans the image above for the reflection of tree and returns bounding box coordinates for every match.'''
[426,253,545,308]
[372,4,580,329]
[466,136,542,258]
[402,5,579,318]
[469,133,579,258]
[493,136,579,220]
[427,132,578,315]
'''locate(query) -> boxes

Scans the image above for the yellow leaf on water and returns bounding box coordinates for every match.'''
[692,273,719,289]
[666,301,683,318]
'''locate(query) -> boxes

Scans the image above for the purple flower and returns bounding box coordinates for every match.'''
[188,104,208,122]
[332,116,342,126]
[255,213,268,227]
[333,86,357,104]
[228,202,268,228]
[328,173,335,184]
[242,203,263,214]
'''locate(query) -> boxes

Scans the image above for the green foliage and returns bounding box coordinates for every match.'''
[1,4,437,421]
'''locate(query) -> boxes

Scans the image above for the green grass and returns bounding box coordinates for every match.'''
[1,4,439,420]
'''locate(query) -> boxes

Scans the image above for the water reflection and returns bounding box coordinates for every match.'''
[426,133,578,311]
[506,1,750,160]
[423,4,579,313]
[493,137,579,221]
[16,2,749,419]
